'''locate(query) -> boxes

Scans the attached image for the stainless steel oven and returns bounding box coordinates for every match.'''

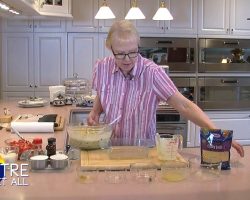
[156,108,187,147]
[139,37,197,73]
[171,77,196,102]
[199,38,250,72]
[198,77,250,110]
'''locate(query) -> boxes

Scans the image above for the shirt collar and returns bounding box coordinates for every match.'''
[111,54,143,80]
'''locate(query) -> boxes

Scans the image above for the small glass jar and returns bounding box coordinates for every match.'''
[46,137,56,157]
[32,138,44,155]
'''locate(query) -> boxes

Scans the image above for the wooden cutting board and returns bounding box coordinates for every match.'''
[81,147,188,170]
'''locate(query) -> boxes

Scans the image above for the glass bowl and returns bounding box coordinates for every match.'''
[0,146,19,164]
[160,161,190,182]
[108,138,155,160]
[76,166,98,184]
[67,124,112,150]
[5,138,39,160]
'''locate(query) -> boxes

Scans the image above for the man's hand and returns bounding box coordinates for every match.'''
[87,110,100,126]
[232,140,244,157]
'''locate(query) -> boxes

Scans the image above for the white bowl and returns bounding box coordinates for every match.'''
[50,154,68,169]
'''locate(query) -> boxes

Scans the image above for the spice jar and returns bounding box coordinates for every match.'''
[32,138,44,155]
[46,137,56,157]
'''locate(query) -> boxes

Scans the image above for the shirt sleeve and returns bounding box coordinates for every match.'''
[152,67,178,101]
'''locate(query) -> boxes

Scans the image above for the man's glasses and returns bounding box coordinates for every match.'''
[111,46,139,60]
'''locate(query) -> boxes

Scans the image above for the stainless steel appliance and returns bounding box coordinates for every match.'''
[156,107,187,148]
[199,38,250,72]
[139,37,197,73]
[198,77,250,110]
[171,77,196,102]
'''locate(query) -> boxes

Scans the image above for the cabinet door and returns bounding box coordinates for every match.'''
[66,0,99,32]
[166,0,197,35]
[34,33,67,92]
[230,0,250,36]
[2,19,33,32]
[34,20,66,32]
[67,33,98,80]
[2,92,35,100]
[2,19,66,33]
[133,0,164,34]
[198,0,230,35]
[187,120,196,147]
[98,34,112,59]
[98,0,128,32]
[2,33,34,92]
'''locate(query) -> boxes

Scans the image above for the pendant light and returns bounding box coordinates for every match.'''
[95,0,115,19]
[125,0,145,20]
[153,1,173,20]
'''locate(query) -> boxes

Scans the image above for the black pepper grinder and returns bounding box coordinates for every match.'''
[46,137,56,157]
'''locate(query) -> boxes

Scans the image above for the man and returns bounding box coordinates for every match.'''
[87,20,244,157]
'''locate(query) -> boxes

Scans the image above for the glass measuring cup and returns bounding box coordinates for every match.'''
[155,133,183,161]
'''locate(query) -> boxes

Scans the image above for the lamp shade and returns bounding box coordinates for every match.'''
[95,1,115,19]
[153,1,173,20]
[125,0,145,20]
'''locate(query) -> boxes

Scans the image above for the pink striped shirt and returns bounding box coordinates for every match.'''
[92,54,177,141]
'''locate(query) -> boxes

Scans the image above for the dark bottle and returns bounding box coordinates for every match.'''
[46,137,56,157]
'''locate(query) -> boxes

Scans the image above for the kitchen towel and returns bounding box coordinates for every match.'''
[11,122,54,133]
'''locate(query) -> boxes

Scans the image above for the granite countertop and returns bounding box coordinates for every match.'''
[0,100,249,200]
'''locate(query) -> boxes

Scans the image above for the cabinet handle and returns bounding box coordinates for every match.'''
[247,18,250,20]
[165,26,168,30]
[223,41,239,45]
[34,85,37,88]
[226,28,229,33]
[221,79,239,84]
[29,24,32,28]
[29,84,33,88]
[156,40,173,44]
[231,28,234,33]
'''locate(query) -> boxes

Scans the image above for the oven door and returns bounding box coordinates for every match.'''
[198,77,250,110]
[139,37,196,73]
[199,38,250,73]
[171,77,196,102]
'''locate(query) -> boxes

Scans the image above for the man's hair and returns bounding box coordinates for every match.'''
[106,20,140,50]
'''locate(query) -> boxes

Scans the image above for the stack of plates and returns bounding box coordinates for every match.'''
[18,98,48,108]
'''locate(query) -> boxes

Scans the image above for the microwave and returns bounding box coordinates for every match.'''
[199,38,250,73]
[139,37,197,73]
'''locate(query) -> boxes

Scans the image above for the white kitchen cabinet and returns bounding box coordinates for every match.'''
[187,120,196,147]
[67,0,197,35]
[2,19,66,33]
[67,33,99,80]
[135,0,197,35]
[2,92,49,101]
[2,32,67,99]
[198,0,250,36]
[67,0,127,33]
[37,0,72,18]
[98,33,112,59]
[66,0,98,32]
[193,111,250,146]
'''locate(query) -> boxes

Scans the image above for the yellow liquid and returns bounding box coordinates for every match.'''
[162,172,186,182]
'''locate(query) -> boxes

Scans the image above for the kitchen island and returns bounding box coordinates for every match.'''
[0,101,250,200]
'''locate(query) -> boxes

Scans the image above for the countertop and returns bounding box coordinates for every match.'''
[0,101,250,200]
